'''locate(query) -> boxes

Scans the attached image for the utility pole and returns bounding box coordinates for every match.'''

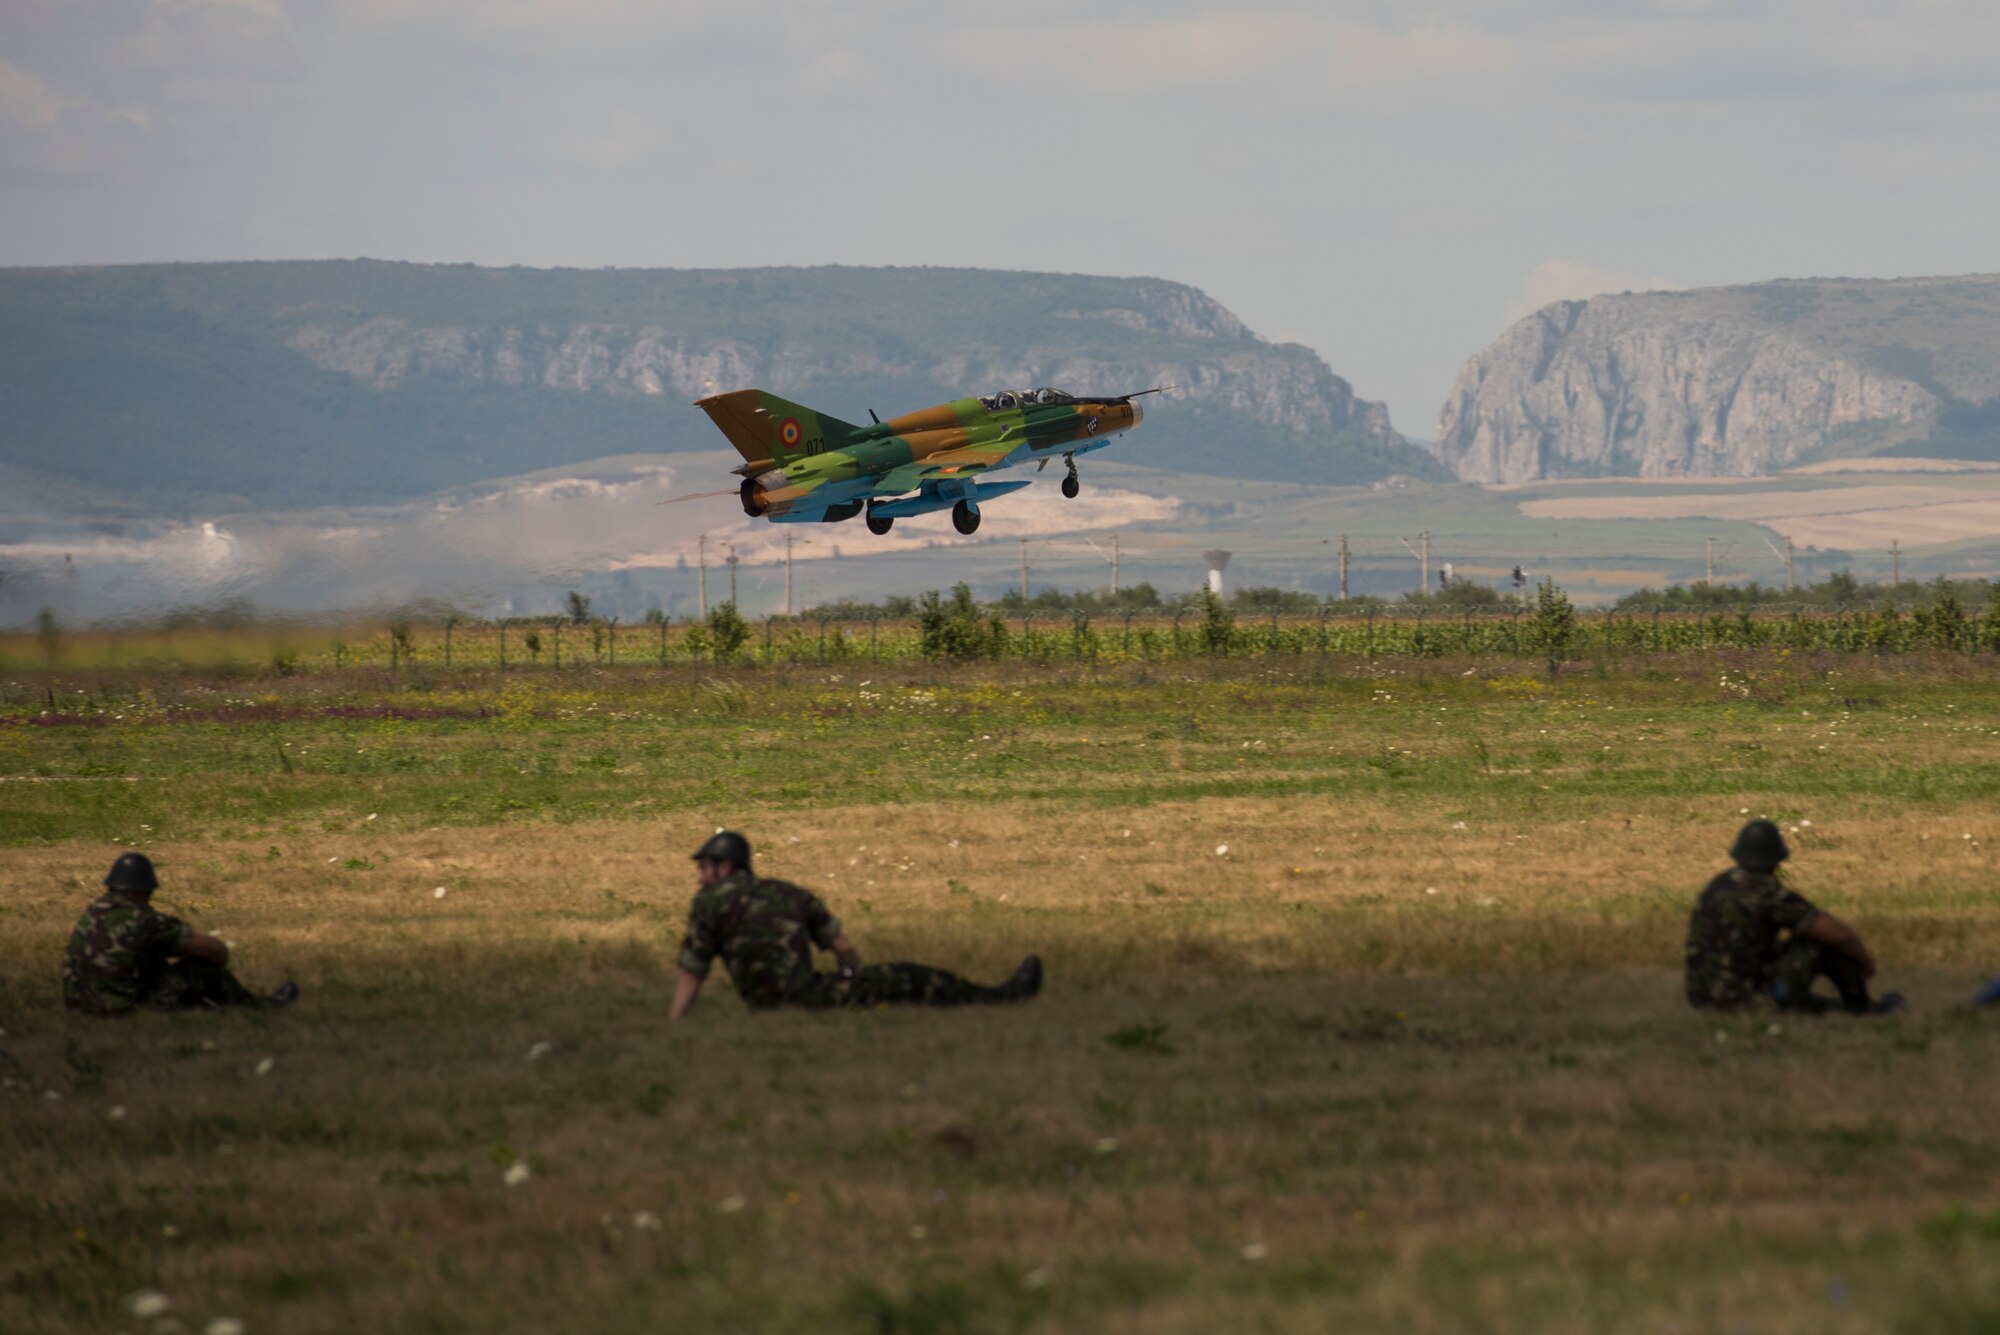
[697,534,708,617]
[1019,538,1030,601]
[784,533,795,617]
[1338,534,1349,601]
[1762,535,1795,593]
[1110,533,1120,597]
[1891,538,1901,588]
[726,544,739,607]
[1398,531,1430,596]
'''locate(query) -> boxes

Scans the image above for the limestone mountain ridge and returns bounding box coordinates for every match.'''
[0,261,1428,515]
[1431,274,2000,482]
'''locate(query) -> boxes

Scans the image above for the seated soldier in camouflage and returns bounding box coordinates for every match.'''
[63,853,298,1016]
[669,831,1041,1019]
[1685,819,1902,1015]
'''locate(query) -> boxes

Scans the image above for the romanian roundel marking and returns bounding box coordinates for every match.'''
[778,417,803,449]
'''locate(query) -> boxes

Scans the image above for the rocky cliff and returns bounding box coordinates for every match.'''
[0,262,1428,515]
[1432,275,2000,482]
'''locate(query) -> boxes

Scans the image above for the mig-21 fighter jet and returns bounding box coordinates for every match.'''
[678,384,1164,535]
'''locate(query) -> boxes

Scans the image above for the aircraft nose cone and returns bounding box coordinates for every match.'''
[1128,398,1144,430]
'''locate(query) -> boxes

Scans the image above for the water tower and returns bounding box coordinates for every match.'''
[1203,549,1231,597]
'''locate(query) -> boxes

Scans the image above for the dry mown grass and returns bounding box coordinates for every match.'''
[3,671,2000,1332]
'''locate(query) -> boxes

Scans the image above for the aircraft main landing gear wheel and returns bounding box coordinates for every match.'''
[951,500,982,535]
[1060,471,1080,499]
[866,511,894,536]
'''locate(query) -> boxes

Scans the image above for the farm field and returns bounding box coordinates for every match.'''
[3,653,2000,1332]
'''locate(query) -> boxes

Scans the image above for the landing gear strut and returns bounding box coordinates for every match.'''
[865,503,894,536]
[1060,455,1080,499]
[951,500,982,535]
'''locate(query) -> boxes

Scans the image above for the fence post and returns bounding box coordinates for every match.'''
[818,616,829,663]
[1415,607,1426,656]
[553,622,562,670]
[870,614,878,663]
[1463,608,1473,653]
[1318,608,1328,655]
[1651,607,1660,650]
[499,624,507,672]
[1171,612,1182,656]
[764,617,774,664]
[1366,606,1376,658]
[1511,609,1521,655]
[658,620,667,666]
[1268,611,1279,655]
[444,617,454,668]
[335,641,345,671]
[1123,610,1133,653]
[607,617,617,666]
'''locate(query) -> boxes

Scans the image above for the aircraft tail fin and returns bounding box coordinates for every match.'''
[695,389,862,468]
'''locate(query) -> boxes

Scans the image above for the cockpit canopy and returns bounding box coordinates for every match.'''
[980,387,1074,410]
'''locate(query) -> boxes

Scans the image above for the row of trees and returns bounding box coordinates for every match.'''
[911,579,1590,669]
[1610,569,1996,611]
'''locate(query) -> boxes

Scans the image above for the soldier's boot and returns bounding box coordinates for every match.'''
[985,955,1042,1004]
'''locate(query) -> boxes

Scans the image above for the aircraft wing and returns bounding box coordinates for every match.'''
[867,444,1016,496]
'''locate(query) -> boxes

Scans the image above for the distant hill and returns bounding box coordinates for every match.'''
[0,261,1435,515]
[1432,274,2000,482]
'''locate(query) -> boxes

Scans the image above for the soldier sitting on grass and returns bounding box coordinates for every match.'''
[669,831,1041,1019]
[1685,819,1902,1015]
[63,853,298,1016]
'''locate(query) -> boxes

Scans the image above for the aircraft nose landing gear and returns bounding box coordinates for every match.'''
[1060,454,1080,499]
[865,502,894,535]
[951,499,982,535]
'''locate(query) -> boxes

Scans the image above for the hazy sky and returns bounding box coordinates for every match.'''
[5,0,1998,434]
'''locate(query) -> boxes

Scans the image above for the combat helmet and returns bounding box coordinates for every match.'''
[104,851,159,894]
[691,830,753,872]
[1729,819,1790,873]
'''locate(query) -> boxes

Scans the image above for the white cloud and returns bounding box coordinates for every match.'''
[0,61,61,126]
[1501,259,1680,327]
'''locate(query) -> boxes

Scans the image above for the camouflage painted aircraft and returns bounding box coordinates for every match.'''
[681,385,1163,535]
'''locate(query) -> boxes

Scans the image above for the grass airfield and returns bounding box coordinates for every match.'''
[4,656,2000,1332]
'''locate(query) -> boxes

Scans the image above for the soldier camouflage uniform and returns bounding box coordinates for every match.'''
[678,870,989,1009]
[1683,868,1869,1013]
[63,889,263,1015]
